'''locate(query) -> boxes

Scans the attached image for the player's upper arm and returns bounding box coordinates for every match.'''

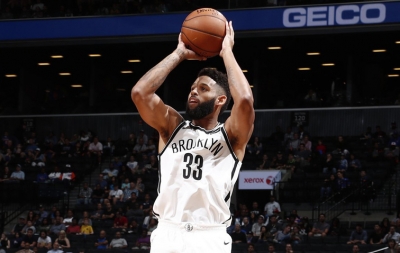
[131,86,182,139]
[225,94,255,148]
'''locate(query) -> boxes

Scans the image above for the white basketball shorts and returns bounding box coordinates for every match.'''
[150,219,232,253]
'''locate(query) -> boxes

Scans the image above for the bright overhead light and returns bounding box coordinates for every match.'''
[242,70,248,73]
[59,72,71,76]
[51,55,63,58]
[268,46,281,50]
[250,85,254,88]
[121,70,133,74]
[394,68,400,71]
[322,63,335,66]
[396,41,400,44]
[307,52,320,55]
[373,49,386,52]
[128,59,141,63]
[5,74,17,77]
[89,54,101,57]
[298,68,311,71]
[117,88,126,91]
[71,84,83,88]
[45,90,50,93]
[388,74,399,77]
[38,62,50,66]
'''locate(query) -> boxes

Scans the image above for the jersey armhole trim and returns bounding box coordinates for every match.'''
[158,120,186,156]
[221,125,239,162]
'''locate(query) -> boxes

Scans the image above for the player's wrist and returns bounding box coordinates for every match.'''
[220,48,233,58]
[172,49,186,61]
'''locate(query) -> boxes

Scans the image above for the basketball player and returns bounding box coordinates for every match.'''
[131,21,254,253]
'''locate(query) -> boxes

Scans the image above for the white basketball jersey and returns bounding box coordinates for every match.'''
[153,120,241,225]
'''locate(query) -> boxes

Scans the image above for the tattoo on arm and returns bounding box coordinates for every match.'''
[226,67,238,88]
[139,49,184,90]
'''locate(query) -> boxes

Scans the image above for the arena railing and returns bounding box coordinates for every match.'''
[0,181,69,233]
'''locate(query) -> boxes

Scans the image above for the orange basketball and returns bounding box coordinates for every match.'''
[181,8,227,58]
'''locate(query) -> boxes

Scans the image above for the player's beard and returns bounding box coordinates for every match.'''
[185,97,216,120]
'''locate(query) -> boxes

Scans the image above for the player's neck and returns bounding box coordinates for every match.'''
[191,117,219,130]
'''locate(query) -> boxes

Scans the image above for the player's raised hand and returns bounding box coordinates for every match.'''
[220,21,234,58]
[176,33,207,61]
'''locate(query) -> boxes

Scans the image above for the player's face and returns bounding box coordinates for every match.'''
[186,76,219,120]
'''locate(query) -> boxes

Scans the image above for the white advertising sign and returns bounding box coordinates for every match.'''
[238,170,282,190]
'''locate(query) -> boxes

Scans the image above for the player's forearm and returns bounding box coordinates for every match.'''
[222,50,254,105]
[132,49,185,98]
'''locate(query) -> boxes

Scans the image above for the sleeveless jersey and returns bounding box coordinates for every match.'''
[153,120,241,225]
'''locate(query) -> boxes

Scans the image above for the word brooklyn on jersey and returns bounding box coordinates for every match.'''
[171,138,224,156]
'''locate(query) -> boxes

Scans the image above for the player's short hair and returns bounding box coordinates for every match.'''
[198,68,231,114]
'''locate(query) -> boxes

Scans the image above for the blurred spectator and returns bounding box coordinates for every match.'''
[63,210,74,227]
[288,133,301,151]
[11,217,26,235]
[302,135,312,151]
[10,164,25,181]
[95,174,107,190]
[304,89,317,104]
[328,217,346,237]
[37,218,51,234]
[102,203,115,222]
[133,138,147,154]
[384,142,399,161]
[36,167,49,183]
[264,196,281,217]
[36,230,51,250]
[91,184,105,204]
[320,174,336,199]
[77,182,92,205]
[332,135,349,156]
[380,218,390,234]
[102,163,118,180]
[369,224,384,244]
[140,193,153,216]
[257,154,271,170]
[283,127,294,147]
[123,182,138,202]
[308,213,329,237]
[77,211,91,226]
[372,126,387,144]
[127,155,139,173]
[88,137,103,164]
[265,215,281,241]
[95,230,109,250]
[113,212,128,229]
[0,233,10,250]
[109,184,123,205]
[384,239,397,253]
[80,219,94,235]
[348,154,362,170]
[241,217,252,234]
[109,231,127,249]
[21,220,36,235]
[250,201,262,218]
[230,223,247,244]
[16,243,34,253]
[290,226,303,244]
[347,224,367,244]
[338,153,348,172]
[91,203,104,221]
[383,226,400,243]
[66,218,80,234]
[294,143,310,160]
[252,215,266,238]
[336,171,350,195]
[132,229,150,250]
[0,165,12,181]
[268,244,276,253]
[47,242,63,253]
[11,232,22,248]
[54,230,70,250]
[274,225,291,244]
[49,217,66,236]
[285,243,294,253]
[48,166,62,182]
[21,228,36,248]
[298,126,310,140]
[352,245,360,253]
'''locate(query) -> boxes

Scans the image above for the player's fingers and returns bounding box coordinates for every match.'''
[178,33,182,42]
[225,21,230,35]
[230,21,234,37]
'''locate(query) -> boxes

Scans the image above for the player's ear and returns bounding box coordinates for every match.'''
[216,95,227,106]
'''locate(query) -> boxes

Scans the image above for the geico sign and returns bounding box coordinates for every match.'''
[283,3,386,27]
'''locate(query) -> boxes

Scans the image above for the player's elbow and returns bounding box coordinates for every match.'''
[131,85,144,102]
[238,95,254,107]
